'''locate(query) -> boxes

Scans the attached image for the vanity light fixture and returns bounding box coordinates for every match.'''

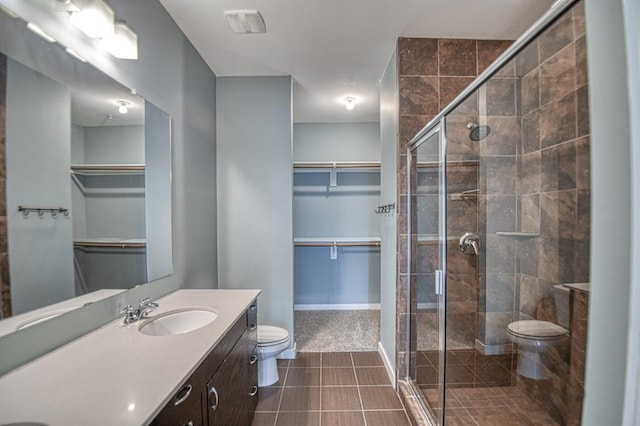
[116,100,130,114]
[65,47,87,62]
[0,4,19,18]
[52,0,81,12]
[101,22,138,60]
[344,96,357,111]
[26,22,57,43]
[69,0,115,39]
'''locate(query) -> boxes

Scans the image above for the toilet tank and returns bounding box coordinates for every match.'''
[553,284,570,329]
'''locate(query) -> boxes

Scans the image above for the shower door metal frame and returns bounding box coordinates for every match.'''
[406,119,447,426]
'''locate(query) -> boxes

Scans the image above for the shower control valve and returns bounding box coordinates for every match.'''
[459,232,480,256]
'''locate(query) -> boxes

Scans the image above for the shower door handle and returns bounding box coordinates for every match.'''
[435,270,444,296]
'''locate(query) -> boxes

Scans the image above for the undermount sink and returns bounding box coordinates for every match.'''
[16,307,80,331]
[138,308,218,336]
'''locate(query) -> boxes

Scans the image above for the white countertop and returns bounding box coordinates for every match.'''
[0,289,261,426]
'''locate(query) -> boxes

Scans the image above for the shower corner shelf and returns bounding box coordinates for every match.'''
[495,232,540,238]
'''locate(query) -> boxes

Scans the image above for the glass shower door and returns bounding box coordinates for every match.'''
[409,121,447,425]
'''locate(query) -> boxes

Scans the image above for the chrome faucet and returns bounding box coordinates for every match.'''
[121,297,159,325]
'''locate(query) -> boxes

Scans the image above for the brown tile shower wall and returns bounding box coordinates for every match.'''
[396,38,512,380]
[515,2,590,423]
[0,53,9,319]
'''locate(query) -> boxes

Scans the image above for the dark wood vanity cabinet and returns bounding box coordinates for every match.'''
[152,301,258,426]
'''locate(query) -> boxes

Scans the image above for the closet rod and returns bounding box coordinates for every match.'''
[73,242,146,249]
[293,162,380,169]
[294,241,380,247]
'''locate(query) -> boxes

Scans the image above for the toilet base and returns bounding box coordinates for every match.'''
[258,355,279,387]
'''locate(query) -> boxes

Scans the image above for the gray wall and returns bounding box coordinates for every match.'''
[216,76,294,336]
[293,122,380,162]
[583,0,634,423]
[145,103,172,281]
[0,0,218,374]
[379,51,398,373]
[83,125,145,164]
[5,59,74,315]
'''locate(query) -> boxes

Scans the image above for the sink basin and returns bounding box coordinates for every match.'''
[138,308,218,336]
[16,307,79,331]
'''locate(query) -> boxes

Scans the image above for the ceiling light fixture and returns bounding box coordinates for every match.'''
[344,97,356,111]
[26,22,57,43]
[116,100,131,114]
[65,47,87,62]
[224,10,266,34]
[101,22,138,59]
[69,0,115,39]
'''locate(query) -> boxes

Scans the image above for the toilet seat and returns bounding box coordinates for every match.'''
[507,320,567,340]
[257,325,289,347]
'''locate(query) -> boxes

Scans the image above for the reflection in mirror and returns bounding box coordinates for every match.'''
[0,7,172,335]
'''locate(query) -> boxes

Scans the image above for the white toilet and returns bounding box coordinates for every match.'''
[507,285,570,380]
[257,325,290,387]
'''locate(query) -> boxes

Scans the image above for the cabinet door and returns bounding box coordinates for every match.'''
[152,381,203,426]
[206,348,248,425]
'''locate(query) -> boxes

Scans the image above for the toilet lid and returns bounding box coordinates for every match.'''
[257,325,289,346]
[507,320,568,339]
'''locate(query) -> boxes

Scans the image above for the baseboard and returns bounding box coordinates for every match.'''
[294,303,381,311]
[474,338,513,355]
[277,342,297,359]
[378,341,396,388]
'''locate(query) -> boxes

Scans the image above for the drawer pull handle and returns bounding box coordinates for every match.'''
[249,304,257,311]
[173,384,192,406]
[249,386,258,397]
[185,422,194,426]
[249,323,257,331]
[209,386,219,411]
[250,355,258,364]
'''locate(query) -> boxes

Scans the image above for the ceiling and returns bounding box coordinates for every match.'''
[158,0,553,123]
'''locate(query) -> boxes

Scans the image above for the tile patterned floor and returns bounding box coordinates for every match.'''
[252,352,411,426]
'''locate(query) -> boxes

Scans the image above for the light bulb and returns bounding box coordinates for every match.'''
[69,0,114,39]
[344,97,356,111]
[116,100,130,114]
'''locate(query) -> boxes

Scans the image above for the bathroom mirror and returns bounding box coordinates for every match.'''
[0,9,172,332]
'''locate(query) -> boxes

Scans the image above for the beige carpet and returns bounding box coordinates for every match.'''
[294,310,380,352]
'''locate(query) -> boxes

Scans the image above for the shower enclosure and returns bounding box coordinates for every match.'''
[405,0,590,424]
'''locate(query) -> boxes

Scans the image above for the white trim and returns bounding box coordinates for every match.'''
[294,303,381,311]
[378,341,396,388]
[277,342,297,360]
[474,338,513,356]
[623,0,640,423]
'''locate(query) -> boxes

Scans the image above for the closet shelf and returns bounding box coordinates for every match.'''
[71,164,145,176]
[293,161,380,171]
[73,238,146,249]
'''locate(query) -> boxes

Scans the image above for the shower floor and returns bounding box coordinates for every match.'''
[294,310,380,352]
[421,386,560,425]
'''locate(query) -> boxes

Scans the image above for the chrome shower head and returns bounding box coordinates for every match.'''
[467,122,491,141]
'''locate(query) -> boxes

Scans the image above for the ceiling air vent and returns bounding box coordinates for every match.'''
[223,10,266,34]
